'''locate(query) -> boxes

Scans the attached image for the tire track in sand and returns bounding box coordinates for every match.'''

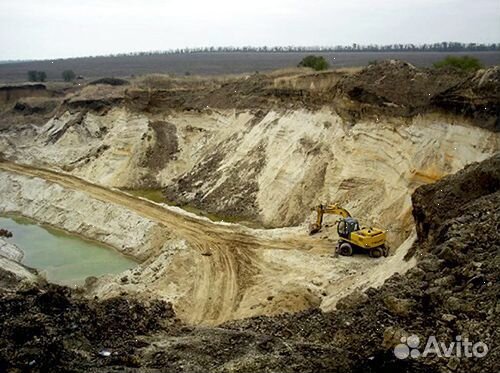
[0,161,331,324]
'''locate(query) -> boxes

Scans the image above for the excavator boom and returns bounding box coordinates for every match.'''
[309,204,351,234]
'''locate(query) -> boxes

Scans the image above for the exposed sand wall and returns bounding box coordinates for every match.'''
[0,171,170,260]
[2,108,498,249]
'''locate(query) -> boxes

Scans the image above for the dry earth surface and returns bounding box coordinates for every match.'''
[0,61,498,372]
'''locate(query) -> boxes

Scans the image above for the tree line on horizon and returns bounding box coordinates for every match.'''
[94,42,499,58]
[28,69,76,82]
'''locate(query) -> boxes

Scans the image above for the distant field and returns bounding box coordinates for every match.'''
[1,51,499,83]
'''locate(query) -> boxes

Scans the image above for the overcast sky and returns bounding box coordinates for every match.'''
[1,0,499,60]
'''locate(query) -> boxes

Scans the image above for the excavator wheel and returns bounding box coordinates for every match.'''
[369,247,383,258]
[339,242,353,256]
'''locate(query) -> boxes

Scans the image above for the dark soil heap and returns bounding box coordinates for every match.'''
[0,228,13,238]
[1,154,499,372]
[0,286,178,371]
[339,60,464,112]
[432,66,500,131]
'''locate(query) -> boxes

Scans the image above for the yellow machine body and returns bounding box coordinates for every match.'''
[343,227,387,250]
[309,203,388,257]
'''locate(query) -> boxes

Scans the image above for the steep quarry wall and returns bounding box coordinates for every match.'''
[0,84,51,106]
[2,107,497,249]
[162,111,497,242]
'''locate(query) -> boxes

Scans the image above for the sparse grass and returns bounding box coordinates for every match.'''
[123,188,261,227]
[122,188,165,204]
[333,66,364,74]
[180,204,248,224]
[43,81,76,90]
[266,67,308,77]
[73,84,125,101]
[433,55,483,71]
[131,72,250,90]
[132,74,177,89]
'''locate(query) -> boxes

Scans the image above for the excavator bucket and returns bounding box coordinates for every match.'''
[309,223,320,235]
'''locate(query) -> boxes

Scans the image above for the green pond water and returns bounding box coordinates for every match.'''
[0,215,137,286]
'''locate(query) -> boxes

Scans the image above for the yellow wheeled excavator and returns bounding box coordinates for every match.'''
[309,204,388,258]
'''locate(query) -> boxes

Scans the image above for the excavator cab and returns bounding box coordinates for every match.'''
[337,217,360,239]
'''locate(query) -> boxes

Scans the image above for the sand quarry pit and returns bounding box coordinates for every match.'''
[0,63,499,328]
[0,160,421,325]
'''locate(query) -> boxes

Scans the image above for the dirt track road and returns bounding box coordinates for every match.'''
[0,161,332,324]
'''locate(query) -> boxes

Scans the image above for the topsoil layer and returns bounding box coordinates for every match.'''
[2,61,498,131]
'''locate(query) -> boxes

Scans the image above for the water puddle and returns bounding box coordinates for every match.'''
[0,215,137,286]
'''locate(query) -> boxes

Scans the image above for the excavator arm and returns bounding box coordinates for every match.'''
[309,204,351,234]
